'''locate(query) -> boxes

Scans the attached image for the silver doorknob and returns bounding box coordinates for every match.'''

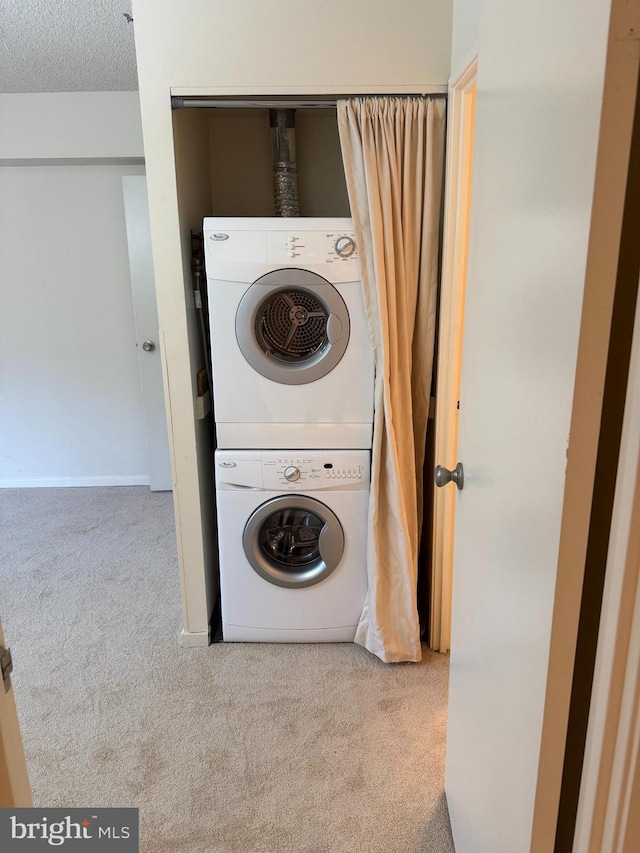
[435,463,464,490]
[142,340,155,352]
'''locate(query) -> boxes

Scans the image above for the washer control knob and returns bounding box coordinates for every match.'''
[287,250,295,258]
[335,236,356,257]
[284,466,301,482]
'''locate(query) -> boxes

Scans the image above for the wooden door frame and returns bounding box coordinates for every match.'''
[0,617,31,807]
[430,55,477,653]
[572,279,640,853]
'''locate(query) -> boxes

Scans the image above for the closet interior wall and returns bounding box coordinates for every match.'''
[207,108,349,217]
[171,107,218,638]
[172,101,441,641]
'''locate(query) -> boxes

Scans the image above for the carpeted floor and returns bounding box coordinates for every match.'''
[0,487,454,853]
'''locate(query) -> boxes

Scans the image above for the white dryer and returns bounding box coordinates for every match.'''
[215,449,369,642]
[204,217,374,449]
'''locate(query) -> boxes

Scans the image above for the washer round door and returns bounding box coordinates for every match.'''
[243,495,345,589]
[235,268,351,385]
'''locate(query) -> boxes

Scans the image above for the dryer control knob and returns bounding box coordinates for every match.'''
[284,466,301,482]
[335,236,356,257]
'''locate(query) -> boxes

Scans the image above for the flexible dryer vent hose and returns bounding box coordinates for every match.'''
[270,109,299,217]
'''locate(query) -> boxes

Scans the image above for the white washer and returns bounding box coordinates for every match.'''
[215,449,369,642]
[204,217,374,449]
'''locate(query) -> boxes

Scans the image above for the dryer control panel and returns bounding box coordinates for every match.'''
[265,230,358,266]
[204,217,359,271]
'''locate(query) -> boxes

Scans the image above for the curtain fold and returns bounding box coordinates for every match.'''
[337,97,446,663]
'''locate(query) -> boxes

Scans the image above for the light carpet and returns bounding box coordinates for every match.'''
[0,487,454,852]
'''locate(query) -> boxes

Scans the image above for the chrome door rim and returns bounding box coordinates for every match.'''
[243,495,345,588]
[235,268,350,385]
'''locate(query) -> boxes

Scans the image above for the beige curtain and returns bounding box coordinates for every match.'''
[338,97,446,663]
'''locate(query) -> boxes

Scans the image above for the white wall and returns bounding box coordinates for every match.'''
[0,93,144,161]
[134,0,453,95]
[451,0,481,77]
[0,92,148,487]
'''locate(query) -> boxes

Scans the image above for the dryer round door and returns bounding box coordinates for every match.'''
[243,495,345,589]
[235,268,351,385]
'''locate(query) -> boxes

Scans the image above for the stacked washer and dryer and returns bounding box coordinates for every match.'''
[204,217,374,642]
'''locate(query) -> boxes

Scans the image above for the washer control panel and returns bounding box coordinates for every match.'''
[324,464,364,481]
[261,451,370,490]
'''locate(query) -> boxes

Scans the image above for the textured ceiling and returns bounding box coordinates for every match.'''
[0,0,138,92]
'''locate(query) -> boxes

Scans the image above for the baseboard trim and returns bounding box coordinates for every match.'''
[180,629,211,648]
[0,475,150,488]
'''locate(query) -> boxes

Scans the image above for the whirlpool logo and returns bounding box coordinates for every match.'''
[0,809,138,851]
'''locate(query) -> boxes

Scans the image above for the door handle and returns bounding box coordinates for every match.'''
[435,463,464,490]
[142,340,155,352]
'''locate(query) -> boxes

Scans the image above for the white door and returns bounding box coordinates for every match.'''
[443,1,614,851]
[122,176,172,492]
